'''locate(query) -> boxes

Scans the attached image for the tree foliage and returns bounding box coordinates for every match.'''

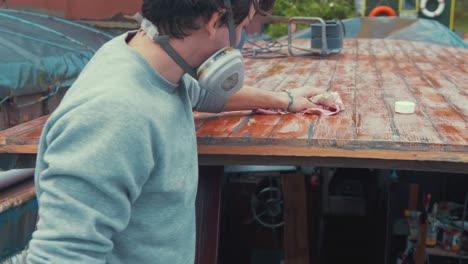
[266,0,357,38]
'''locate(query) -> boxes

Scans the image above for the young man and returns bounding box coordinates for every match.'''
[27,0,319,263]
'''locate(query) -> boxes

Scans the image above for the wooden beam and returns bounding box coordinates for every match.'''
[195,166,224,264]
[408,184,419,211]
[282,172,310,264]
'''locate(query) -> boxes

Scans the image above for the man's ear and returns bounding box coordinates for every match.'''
[206,9,226,39]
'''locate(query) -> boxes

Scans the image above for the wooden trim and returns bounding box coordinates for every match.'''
[198,145,468,163]
[0,145,38,154]
[0,115,48,145]
[0,178,35,214]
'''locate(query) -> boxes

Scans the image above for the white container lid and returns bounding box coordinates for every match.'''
[395,101,416,114]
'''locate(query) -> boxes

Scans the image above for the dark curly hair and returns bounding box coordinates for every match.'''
[142,0,275,39]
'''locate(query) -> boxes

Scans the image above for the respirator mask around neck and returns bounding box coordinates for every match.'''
[134,0,244,98]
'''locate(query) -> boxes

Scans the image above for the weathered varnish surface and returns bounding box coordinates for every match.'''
[195,39,467,172]
[1,39,467,172]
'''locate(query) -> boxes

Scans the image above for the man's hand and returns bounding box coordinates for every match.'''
[289,86,327,99]
[279,86,326,112]
[282,93,320,113]
[289,96,320,112]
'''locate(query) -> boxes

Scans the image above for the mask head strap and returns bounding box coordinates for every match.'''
[154,35,198,78]
[223,0,236,48]
[134,13,159,41]
[134,13,197,78]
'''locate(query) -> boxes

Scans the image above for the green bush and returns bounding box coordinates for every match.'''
[453,0,468,32]
[265,0,357,38]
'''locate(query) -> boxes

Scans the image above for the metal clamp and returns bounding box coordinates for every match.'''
[288,16,327,56]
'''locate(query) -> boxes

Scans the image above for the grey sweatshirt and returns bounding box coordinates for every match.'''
[27,32,226,264]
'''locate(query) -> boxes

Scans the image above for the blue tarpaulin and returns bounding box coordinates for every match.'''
[0,9,112,98]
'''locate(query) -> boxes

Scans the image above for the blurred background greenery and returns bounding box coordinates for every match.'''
[453,0,467,32]
[264,0,467,39]
[265,0,357,38]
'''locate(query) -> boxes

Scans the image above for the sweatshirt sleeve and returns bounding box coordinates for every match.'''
[27,103,155,264]
[184,75,228,113]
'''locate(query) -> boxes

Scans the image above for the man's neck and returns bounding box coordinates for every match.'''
[127,30,208,84]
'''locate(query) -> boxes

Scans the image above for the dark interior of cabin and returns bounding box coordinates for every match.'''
[216,167,468,264]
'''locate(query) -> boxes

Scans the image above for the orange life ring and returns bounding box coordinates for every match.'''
[368,6,397,17]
